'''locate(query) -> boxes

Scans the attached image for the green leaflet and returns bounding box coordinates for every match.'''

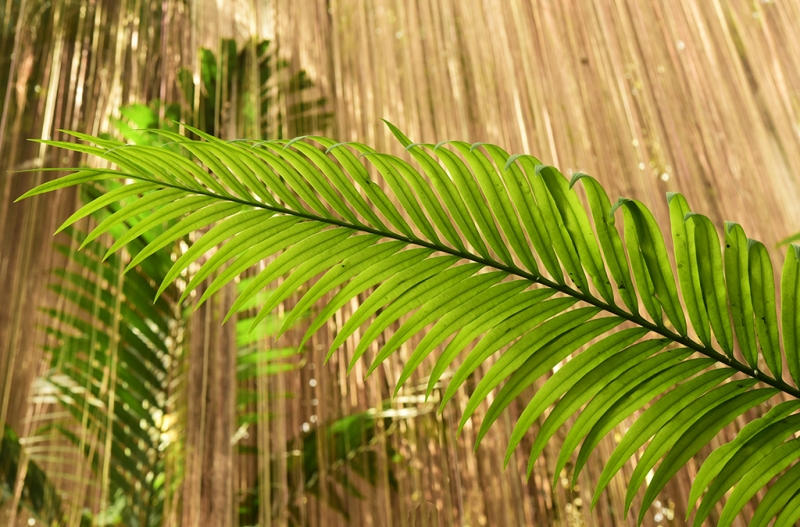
[553,348,694,487]
[56,181,159,234]
[125,201,245,272]
[250,146,333,218]
[525,340,671,477]
[356,150,440,243]
[81,188,185,248]
[228,143,304,209]
[406,143,486,256]
[538,166,613,303]
[196,222,329,307]
[143,130,234,195]
[750,460,800,527]
[134,143,231,196]
[749,239,782,377]
[686,399,800,520]
[504,328,649,467]
[572,358,713,485]
[15,169,122,201]
[427,289,555,398]
[572,173,637,312]
[434,142,528,270]
[398,277,524,394]
[459,307,603,434]
[527,164,588,292]
[383,155,465,251]
[483,145,562,281]
[106,195,216,256]
[691,413,800,527]
[355,264,484,373]
[668,193,710,345]
[178,216,297,300]
[725,222,758,367]
[717,437,800,527]
[171,141,253,198]
[226,228,356,317]
[396,281,529,392]
[686,213,733,354]
[285,139,386,228]
[328,255,460,361]
[616,198,686,334]
[158,209,278,298]
[246,235,383,329]
[111,144,208,192]
[317,138,414,236]
[263,142,362,224]
[282,242,408,337]
[311,248,434,351]
[628,383,767,516]
[775,491,800,527]
[441,297,578,410]
[58,129,122,148]
[375,271,508,387]
[477,317,624,447]
[594,372,738,508]
[782,244,800,386]
[193,142,279,205]
[622,202,662,325]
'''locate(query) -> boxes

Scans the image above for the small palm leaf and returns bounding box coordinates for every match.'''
[0,426,64,523]
[19,122,800,525]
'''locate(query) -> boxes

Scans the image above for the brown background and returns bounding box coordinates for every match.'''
[2,0,800,525]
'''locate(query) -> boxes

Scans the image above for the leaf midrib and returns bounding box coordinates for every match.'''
[114,170,800,399]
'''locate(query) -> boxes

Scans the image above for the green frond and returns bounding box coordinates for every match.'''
[22,122,800,525]
[0,426,64,522]
[34,225,177,522]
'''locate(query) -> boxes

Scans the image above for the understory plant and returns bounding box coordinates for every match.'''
[18,120,800,526]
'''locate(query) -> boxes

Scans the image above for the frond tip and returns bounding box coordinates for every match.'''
[21,121,800,525]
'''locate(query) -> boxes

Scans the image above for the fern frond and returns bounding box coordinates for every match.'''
[21,122,800,525]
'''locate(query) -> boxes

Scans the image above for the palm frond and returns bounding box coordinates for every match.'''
[35,212,179,524]
[20,122,800,525]
[0,425,64,523]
